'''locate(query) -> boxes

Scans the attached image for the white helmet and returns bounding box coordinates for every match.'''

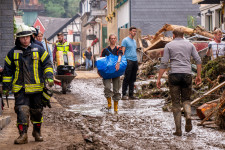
[16,25,32,38]
[30,27,36,34]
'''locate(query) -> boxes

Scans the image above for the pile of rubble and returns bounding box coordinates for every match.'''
[131,23,225,129]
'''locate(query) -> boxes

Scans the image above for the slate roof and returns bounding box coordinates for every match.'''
[37,16,71,40]
[131,0,201,35]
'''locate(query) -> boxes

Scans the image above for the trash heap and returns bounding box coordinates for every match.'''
[216,95,225,129]
[130,23,225,129]
[137,60,159,80]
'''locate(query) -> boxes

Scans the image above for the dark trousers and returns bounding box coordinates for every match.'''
[168,73,192,109]
[122,60,138,96]
[14,88,43,126]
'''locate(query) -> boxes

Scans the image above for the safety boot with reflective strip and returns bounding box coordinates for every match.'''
[14,125,28,144]
[32,123,43,142]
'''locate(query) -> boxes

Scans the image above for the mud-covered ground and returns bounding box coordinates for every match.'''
[0,72,225,150]
[55,77,225,150]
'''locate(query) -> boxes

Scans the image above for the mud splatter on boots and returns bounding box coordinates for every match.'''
[14,124,28,144]
[107,97,112,109]
[32,123,43,142]
[172,108,182,136]
[183,101,192,132]
[114,101,118,113]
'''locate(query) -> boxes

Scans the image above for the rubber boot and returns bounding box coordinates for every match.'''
[172,108,182,136]
[183,102,192,132]
[14,125,28,144]
[114,101,118,113]
[107,97,112,109]
[32,123,43,142]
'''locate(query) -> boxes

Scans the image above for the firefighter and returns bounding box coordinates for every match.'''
[2,25,54,144]
[30,26,44,48]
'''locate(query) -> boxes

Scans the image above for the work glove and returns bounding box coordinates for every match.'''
[3,90,9,96]
[42,88,52,108]
[46,78,54,87]
[42,99,51,108]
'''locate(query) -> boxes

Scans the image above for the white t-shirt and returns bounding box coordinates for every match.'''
[208,41,225,59]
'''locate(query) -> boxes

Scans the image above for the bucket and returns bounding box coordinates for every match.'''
[67,52,75,67]
[56,51,64,66]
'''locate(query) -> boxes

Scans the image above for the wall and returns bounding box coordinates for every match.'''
[107,0,118,39]
[0,0,14,66]
[81,0,90,16]
[23,11,38,26]
[130,0,201,35]
[80,13,90,58]
[200,4,222,31]
[117,1,129,28]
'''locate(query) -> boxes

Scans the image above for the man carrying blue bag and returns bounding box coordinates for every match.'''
[98,34,124,113]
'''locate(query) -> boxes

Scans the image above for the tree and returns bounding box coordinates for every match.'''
[39,0,80,18]
[187,16,197,29]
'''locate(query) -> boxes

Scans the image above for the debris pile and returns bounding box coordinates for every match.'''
[130,23,225,129]
[137,60,159,80]
[216,92,225,129]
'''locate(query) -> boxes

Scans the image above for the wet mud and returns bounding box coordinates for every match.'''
[1,77,224,150]
[54,78,225,150]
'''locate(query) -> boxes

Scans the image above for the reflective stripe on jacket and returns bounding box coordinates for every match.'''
[56,42,69,54]
[3,43,53,94]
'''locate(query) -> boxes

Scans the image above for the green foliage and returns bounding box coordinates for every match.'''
[202,56,225,81]
[187,16,197,29]
[39,0,80,18]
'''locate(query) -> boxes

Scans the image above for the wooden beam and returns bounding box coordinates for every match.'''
[191,81,225,105]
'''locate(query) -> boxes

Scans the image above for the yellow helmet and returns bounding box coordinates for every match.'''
[16,25,32,38]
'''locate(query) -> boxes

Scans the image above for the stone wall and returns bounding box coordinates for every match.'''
[0,0,14,66]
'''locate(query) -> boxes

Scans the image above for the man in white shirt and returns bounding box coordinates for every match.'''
[206,28,225,60]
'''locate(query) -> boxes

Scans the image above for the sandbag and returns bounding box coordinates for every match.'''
[96,54,127,79]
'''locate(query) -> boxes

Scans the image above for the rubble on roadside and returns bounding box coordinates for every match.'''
[133,24,225,129]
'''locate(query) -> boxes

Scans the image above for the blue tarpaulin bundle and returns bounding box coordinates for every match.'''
[96,54,127,79]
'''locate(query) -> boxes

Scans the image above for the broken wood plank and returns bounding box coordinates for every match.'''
[191,81,225,105]
[198,97,225,126]
[144,48,164,61]
[196,100,219,120]
[144,36,172,52]
[194,26,214,39]
[153,24,194,41]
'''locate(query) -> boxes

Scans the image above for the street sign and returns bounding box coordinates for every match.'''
[91,10,106,16]
[87,34,96,40]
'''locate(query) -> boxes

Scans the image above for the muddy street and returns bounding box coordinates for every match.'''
[56,75,225,150]
[0,72,225,150]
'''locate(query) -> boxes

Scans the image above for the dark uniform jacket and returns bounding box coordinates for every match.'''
[3,43,53,94]
[100,46,123,57]
[34,40,44,48]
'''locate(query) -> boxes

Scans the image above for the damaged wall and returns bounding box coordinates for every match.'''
[130,0,201,35]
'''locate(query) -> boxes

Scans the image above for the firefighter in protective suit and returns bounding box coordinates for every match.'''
[2,25,54,144]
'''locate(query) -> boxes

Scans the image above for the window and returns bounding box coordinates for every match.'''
[219,9,222,28]
[208,15,212,31]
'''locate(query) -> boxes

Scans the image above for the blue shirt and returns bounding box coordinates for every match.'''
[121,37,137,61]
